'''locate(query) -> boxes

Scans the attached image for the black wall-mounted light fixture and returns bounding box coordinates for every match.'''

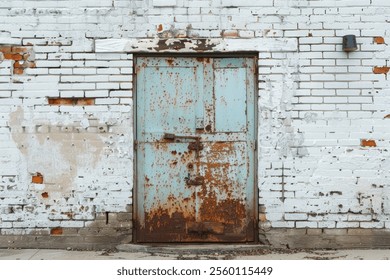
[342,35,358,52]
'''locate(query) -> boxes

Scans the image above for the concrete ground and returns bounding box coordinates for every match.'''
[1,244,390,260]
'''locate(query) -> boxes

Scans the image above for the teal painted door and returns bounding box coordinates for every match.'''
[135,56,256,242]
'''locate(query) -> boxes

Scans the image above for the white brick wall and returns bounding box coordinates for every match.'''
[1,0,390,240]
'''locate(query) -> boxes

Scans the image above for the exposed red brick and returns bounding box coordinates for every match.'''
[157,24,163,32]
[41,192,49,198]
[373,66,390,74]
[50,228,63,235]
[76,98,95,106]
[374,36,385,44]
[11,46,28,53]
[32,173,44,184]
[65,212,74,219]
[48,98,95,106]
[0,45,34,75]
[13,61,24,68]
[3,53,23,60]
[361,139,377,147]
[13,68,24,75]
[0,46,12,53]
[222,30,239,38]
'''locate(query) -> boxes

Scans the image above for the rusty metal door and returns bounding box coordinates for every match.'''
[135,56,256,242]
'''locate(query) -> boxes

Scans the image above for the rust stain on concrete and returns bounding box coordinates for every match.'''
[48,98,95,106]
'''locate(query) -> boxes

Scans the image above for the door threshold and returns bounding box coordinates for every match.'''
[116,243,269,254]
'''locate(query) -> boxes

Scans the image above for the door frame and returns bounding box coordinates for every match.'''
[133,52,259,243]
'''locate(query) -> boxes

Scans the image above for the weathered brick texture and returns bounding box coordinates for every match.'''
[1,0,390,248]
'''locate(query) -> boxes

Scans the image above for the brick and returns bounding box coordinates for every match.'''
[284,213,308,220]
[361,139,377,147]
[95,98,119,105]
[374,36,385,44]
[306,229,323,235]
[96,83,120,90]
[0,46,12,53]
[222,30,239,38]
[32,173,44,184]
[50,228,63,235]
[296,221,318,228]
[116,212,132,222]
[153,0,177,7]
[48,98,95,106]
[3,53,23,60]
[323,229,347,235]
[0,38,21,45]
[373,66,390,74]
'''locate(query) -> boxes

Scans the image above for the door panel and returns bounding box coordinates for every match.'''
[141,62,201,134]
[136,56,256,242]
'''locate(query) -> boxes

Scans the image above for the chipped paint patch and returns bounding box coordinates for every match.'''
[32,172,44,184]
[374,37,385,44]
[48,98,95,106]
[373,66,390,74]
[0,45,35,75]
[50,228,63,235]
[222,30,239,38]
[6,106,133,226]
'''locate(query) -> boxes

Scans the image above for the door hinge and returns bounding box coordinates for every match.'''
[134,140,138,150]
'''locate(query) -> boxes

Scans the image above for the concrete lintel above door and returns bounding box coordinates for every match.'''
[95,38,298,53]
